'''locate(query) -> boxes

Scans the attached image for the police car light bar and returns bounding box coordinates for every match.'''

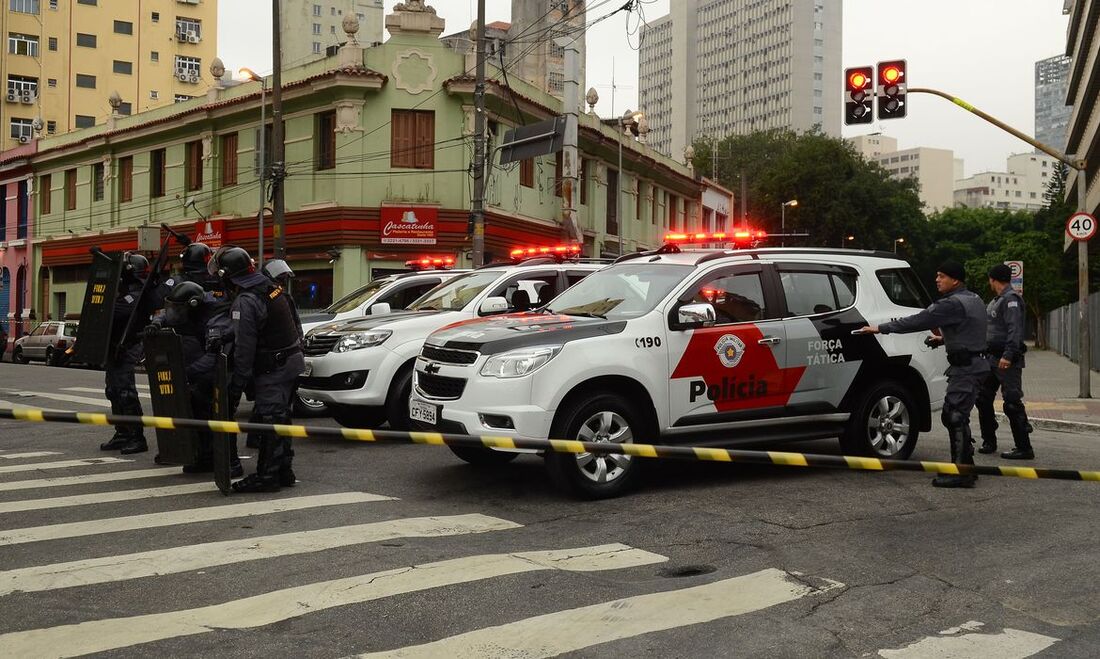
[405,256,456,271]
[664,231,767,245]
[509,244,582,259]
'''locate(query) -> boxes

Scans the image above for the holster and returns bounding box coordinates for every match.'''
[946,350,973,367]
[255,346,301,374]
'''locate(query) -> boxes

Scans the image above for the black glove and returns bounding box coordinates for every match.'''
[924,335,943,349]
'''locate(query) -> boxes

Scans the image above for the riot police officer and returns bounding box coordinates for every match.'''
[210,246,304,493]
[976,264,1034,460]
[857,261,989,488]
[101,252,155,455]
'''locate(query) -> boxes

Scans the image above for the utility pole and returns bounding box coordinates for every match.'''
[560,33,581,246]
[271,0,287,260]
[471,0,487,267]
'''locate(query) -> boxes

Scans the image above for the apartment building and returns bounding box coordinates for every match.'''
[848,134,961,213]
[281,0,383,63]
[954,152,1059,212]
[1035,53,1072,152]
[0,0,217,151]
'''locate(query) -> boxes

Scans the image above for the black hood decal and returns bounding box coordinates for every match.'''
[429,313,627,355]
[300,312,337,325]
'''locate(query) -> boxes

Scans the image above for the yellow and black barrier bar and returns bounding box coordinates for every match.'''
[2,406,1100,483]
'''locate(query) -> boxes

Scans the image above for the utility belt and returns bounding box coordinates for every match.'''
[254,344,302,374]
[946,350,988,367]
[986,342,1027,362]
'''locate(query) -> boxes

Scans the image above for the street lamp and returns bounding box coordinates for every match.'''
[780,199,798,247]
[842,234,855,248]
[617,109,645,257]
[893,237,905,253]
[240,67,268,268]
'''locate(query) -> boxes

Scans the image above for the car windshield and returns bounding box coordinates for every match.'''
[546,264,693,320]
[410,270,503,312]
[324,278,392,314]
[64,323,78,337]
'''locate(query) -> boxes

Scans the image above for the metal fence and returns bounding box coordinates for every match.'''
[1045,291,1100,369]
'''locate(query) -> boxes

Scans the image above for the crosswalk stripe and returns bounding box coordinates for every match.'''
[0,482,217,514]
[0,458,132,475]
[0,492,393,546]
[0,514,522,597]
[0,451,64,460]
[63,387,150,400]
[0,543,665,658]
[4,391,110,408]
[879,626,1059,658]
[356,568,841,658]
[0,467,182,492]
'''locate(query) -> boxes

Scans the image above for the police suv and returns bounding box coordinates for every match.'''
[298,246,604,430]
[412,238,948,498]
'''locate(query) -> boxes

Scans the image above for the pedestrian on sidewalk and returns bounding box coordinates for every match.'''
[856,261,988,488]
[976,264,1035,460]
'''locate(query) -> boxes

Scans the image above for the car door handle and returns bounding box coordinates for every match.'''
[757,336,782,345]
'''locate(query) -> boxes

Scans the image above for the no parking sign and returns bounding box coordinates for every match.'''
[1004,260,1023,296]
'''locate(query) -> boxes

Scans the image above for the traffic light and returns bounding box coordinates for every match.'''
[844,66,874,125]
[877,60,907,119]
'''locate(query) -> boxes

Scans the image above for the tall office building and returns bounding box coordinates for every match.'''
[639,0,842,159]
[283,0,383,64]
[507,0,585,99]
[0,0,217,150]
[1035,53,1072,152]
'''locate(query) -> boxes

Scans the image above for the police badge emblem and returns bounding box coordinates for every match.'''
[714,334,746,368]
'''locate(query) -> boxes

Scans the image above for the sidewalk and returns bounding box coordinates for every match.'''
[1010,347,1100,429]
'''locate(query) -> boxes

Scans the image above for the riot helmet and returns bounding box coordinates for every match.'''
[122,252,150,280]
[262,259,295,286]
[208,245,255,281]
[163,280,204,327]
[180,243,213,274]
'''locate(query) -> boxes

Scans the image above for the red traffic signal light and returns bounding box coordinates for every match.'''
[877,59,907,119]
[844,66,874,125]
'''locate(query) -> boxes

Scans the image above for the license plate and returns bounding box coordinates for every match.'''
[301,361,312,377]
[410,398,439,425]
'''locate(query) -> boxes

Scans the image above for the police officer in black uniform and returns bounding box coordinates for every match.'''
[210,246,304,493]
[976,264,1034,460]
[101,252,156,455]
[857,261,989,488]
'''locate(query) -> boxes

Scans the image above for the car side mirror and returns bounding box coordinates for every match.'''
[479,296,509,315]
[368,302,391,316]
[676,303,716,329]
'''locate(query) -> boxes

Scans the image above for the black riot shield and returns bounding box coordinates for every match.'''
[142,330,201,466]
[211,352,233,495]
[73,251,123,368]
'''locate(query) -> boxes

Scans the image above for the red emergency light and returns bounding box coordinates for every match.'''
[664,231,765,246]
[509,244,582,260]
[405,256,455,271]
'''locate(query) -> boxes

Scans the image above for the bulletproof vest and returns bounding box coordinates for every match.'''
[940,287,988,353]
[247,284,300,353]
[986,288,1021,346]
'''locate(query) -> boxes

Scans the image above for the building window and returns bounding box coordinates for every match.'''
[10,118,33,141]
[221,133,238,186]
[46,120,55,133]
[10,0,39,14]
[151,11,159,22]
[390,109,435,169]
[49,0,57,8]
[313,4,321,16]
[651,187,659,225]
[316,111,336,170]
[7,75,38,97]
[176,17,202,42]
[580,158,588,205]
[64,168,77,210]
[118,102,131,115]
[75,33,97,48]
[75,74,96,89]
[16,180,27,238]
[312,42,321,54]
[151,51,159,62]
[174,56,201,82]
[39,173,51,214]
[313,23,321,35]
[119,156,133,202]
[174,94,194,103]
[74,115,94,128]
[113,60,133,75]
[8,33,39,57]
[48,37,57,51]
[520,158,534,188]
[150,90,159,100]
[150,148,166,197]
[76,0,96,4]
[186,140,203,191]
[114,20,133,35]
[92,162,104,201]
[636,180,644,220]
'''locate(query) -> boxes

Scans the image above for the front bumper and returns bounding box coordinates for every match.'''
[298,346,403,406]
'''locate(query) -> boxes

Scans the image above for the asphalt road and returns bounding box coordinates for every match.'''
[0,360,1098,658]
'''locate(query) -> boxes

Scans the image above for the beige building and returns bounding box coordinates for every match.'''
[849,134,961,213]
[282,0,384,64]
[954,153,1059,212]
[639,0,842,160]
[1065,0,1100,213]
[1,0,217,150]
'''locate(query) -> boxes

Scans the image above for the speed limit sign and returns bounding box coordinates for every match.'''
[1067,212,1097,241]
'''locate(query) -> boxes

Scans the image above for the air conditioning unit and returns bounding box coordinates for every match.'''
[18,136,30,144]
[177,72,190,82]
[187,33,200,44]
[4,93,16,103]
[21,93,34,104]
[188,74,199,84]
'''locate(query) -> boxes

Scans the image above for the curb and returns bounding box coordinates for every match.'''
[996,412,1100,435]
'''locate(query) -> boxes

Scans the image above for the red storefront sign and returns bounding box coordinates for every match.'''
[380,207,437,245]
[194,219,226,248]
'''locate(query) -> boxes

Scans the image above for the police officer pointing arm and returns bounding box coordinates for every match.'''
[856,261,989,488]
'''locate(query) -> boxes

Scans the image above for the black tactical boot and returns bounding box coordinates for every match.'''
[100,433,130,451]
[978,439,997,454]
[231,473,280,493]
[119,437,148,455]
[182,462,214,474]
[230,460,244,478]
[279,468,297,487]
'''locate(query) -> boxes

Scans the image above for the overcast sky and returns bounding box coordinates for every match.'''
[219,0,1069,177]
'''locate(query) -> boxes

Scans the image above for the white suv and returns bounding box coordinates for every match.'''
[299,255,605,430]
[413,246,948,498]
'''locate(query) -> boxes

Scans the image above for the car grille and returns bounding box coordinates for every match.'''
[417,372,467,400]
[421,345,478,365]
[303,334,340,357]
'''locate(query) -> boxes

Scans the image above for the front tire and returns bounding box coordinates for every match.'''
[385,366,414,431]
[545,393,648,499]
[840,381,919,459]
[329,403,384,429]
[12,347,28,364]
[293,393,329,418]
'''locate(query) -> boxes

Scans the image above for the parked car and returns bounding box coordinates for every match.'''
[12,321,79,366]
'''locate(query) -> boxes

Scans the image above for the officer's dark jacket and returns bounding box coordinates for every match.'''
[111,279,149,346]
[879,285,989,374]
[230,272,301,386]
[986,285,1025,362]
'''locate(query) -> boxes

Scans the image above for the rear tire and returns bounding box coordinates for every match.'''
[45,347,56,366]
[545,392,648,499]
[384,366,414,431]
[448,445,520,465]
[13,347,28,364]
[840,381,919,459]
[329,403,385,429]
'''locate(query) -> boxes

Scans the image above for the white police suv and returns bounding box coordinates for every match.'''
[413,239,948,498]
[298,246,604,430]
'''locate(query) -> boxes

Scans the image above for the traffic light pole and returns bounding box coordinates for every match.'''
[470,0,487,268]
[909,86,1091,398]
